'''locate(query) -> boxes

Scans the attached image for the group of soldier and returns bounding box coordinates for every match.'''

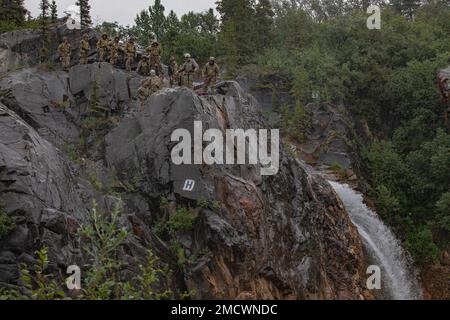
[57,33,220,105]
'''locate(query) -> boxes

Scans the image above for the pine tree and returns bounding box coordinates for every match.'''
[0,0,27,26]
[391,0,422,20]
[39,0,50,62]
[76,0,92,27]
[255,0,274,50]
[199,8,219,34]
[50,0,58,23]
[216,0,257,73]
[148,0,166,40]
[134,0,167,46]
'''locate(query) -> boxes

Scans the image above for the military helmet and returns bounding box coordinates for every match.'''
[142,55,149,60]
[152,39,158,45]
[82,33,89,39]
[170,56,176,61]
[150,70,156,76]
[209,56,215,62]
[102,33,108,37]
[184,53,191,59]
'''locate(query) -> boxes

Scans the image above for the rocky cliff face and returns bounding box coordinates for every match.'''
[0,28,370,299]
[103,82,369,299]
[0,20,145,75]
[0,21,98,74]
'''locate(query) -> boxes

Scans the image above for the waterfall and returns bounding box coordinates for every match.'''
[329,181,422,300]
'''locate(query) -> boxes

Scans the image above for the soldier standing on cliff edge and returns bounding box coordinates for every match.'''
[57,37,71,71]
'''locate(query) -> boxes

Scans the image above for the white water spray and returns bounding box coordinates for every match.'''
[329,181,422,300]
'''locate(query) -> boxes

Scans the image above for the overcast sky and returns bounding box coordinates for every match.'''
[24,0,217,26]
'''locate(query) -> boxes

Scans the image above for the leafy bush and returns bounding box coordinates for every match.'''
[436,192,450,232]
[0,247,65,300]
[364,129,450,264]
[329,161,348,179]
[0,205,15,239]
[405,226,440,265]
[0,19,41,33]
[78,200,129,299]
[167,207,198,235]
[0,201,170,300]
[280,101,309,143]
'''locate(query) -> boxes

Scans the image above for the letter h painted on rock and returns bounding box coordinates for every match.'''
[183,179,196,191]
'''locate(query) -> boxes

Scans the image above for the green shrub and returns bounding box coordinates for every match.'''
[0,247,65,300]
[197,198,209,209]
[169,241,186,267]
[374,185,402,222]
[405,226,440,265]
[159,196,169,210]
[165,207,198,236]
[87,81,109,117]
[329,162,348,179]
[435,192,450,232]
[0,205,15,239]
[280,101,309,143]
[154,206,198,240]
[0,19,40,33]
[87,169,103,192]
[1,201,170,300]
[79,200,172,300]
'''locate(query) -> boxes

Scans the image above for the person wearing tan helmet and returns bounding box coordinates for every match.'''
[125,37,137,71]
[178,53,199,89]
[97,33,109,62]
[203,56,220,94]
[109,36,121,66]
[137,55,151,76]
[57,36,71,71]
[146,39,163,75]
[79,33,90,65]
[138,69,163,111]
[169,56,179,87]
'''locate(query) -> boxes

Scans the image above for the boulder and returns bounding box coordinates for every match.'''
[0,38,370,298]
[298,103,358,172]
[104,81,369,299]
[0,102,88,282]
[0,63,144,147]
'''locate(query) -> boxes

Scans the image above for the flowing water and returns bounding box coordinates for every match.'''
[329,181,422,300]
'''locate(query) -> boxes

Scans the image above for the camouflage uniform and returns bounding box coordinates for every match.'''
[57,38,71,71]
[97,34,109,62]
[109,37,120,65]
[178,54,199,89]
[168,57,179,87]
[203,58,220,93]
[125,39,137,72]
[79,34,90,65]
[138,71,164,110]
[137,56,151,76]
[39,47,49,63]
[146,40,162,75]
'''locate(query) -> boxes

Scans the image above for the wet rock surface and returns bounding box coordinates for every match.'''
[0,20,146,75]
[296,103,364,181]
[0,21,97,74]
[105,83,369,299]
[0,32,370,298]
